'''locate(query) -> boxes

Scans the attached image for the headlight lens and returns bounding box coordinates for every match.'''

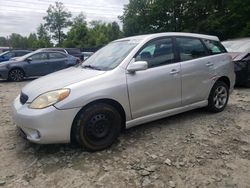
[29,89,70,109]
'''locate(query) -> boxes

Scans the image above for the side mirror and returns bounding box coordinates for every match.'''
[26,57,32,62]
[127,61,148,73]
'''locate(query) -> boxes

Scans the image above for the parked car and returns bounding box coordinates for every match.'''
[0,47,11,53]
[0,50,31,62]
[222,38,250,87]
[82,52,94,60]
[12,32,235,151]
[38,48,84,61]
[0,51,78,81]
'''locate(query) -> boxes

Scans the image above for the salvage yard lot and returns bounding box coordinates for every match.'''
[0,80,250,188]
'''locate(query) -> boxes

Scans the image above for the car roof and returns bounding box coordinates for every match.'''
[10,50,31,52]
[115,32,219,43]
[35,50,68,55]
[39,48,64,50]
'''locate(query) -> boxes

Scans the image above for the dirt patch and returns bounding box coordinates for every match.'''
[0,80,250,188]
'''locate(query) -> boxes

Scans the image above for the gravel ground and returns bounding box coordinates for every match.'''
[0,80,250,188]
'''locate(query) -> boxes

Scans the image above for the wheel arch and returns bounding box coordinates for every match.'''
[70,98,126,142]
[9,66,26,76]
[216,76,230,89]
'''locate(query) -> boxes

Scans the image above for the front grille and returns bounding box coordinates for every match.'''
[20,92,28,104]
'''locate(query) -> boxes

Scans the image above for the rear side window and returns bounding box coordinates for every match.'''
[203,39,227,54]
[176,37,207,61]
[135,38,174,68]
[49,52,66,59]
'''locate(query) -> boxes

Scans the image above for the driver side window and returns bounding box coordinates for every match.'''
[135,38,174,68]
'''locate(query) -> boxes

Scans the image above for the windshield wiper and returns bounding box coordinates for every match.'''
[82,65,102,70]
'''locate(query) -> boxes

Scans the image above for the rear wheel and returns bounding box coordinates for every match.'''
[8,69,25,81]
[72,103,122,151]
[207,81,229,113]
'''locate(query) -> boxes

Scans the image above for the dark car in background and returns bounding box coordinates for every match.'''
[82,51,94,60]
[0,50,31,62]
[0,51,78,81]
[38,48,84,61]
[222,38,250,87]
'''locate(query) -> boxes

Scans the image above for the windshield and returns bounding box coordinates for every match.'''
[0,51,9,56]
[222,40,250,53]
[81,40,138,71]
[15,51,37,61]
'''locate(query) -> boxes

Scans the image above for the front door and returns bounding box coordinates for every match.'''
[127,37,182,119]
[24,52,49,76]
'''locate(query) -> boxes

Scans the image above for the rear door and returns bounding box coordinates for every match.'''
[175,37,215,106]
[47,52,68,73]
[127,37,182,119]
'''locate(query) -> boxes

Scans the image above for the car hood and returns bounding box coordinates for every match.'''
[0,60,17,66]
[228,52,250,61]
[22,67,106,102]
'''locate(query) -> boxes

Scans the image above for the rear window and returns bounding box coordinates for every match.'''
[203,39,227,54]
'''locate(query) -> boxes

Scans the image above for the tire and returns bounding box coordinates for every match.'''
[72,103,122,151]
[207,81,229,113]
[8,68,25,81]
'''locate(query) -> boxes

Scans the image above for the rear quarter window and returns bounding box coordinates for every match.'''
[203,39,227,54]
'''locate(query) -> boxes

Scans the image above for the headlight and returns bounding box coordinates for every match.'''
[29,89,70,109]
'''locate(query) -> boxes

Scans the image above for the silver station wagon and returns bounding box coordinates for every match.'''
[12,32,235,151]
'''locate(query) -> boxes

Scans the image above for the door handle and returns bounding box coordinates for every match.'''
[170,69,180,75]
[206,62,214,67]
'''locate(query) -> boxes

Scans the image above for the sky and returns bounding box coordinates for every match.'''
[0,0,129,37]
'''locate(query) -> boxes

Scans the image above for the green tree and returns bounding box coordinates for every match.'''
[8,33,28,49]
[120,0,250,40]
[108,22,122,41]
[27,33,38,49]
[63,23,89,48]
[73,12,87,25]
[63,13,88,48]
[36,24,52,47]
[88,21,122,47]
[0,37,8,46]
[43,2,72,46]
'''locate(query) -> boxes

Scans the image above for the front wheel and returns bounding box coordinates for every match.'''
[8,69,25,81]
[72,103,122,151]
[207,81,229,113]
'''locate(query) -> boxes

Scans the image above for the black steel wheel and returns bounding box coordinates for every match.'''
[8,69,25,81]
[72,103,122,151]
[207,81,229,113]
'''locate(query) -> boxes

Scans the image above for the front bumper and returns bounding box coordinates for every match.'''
[12,96,81,144]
